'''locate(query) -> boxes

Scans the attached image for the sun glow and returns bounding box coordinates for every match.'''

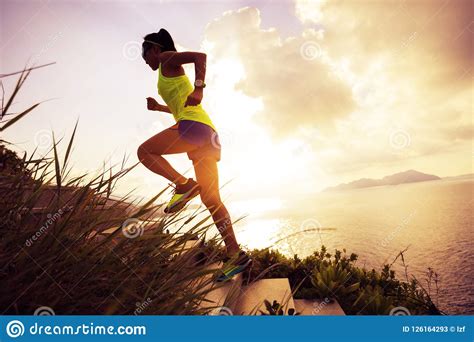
[235,218,285,250]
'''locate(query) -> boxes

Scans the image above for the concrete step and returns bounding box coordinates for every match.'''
[294,298,346,315]
[234,278,296,315]
[198,263,242,315]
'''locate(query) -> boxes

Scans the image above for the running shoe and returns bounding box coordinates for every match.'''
[216,251,252,282]
[164,178,200,214]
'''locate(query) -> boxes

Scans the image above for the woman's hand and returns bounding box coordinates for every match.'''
[146,97,161,111]
[184,88,203,107]
[147,97,172,113]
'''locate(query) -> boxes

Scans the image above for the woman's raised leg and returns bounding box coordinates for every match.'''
[137,126,197,184]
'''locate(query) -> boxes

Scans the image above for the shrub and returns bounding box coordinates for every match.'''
[246,246,442,315]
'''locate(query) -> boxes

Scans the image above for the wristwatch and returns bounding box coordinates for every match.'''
[194,79,206,88]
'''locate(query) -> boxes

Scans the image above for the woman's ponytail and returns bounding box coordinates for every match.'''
[156,29,177,52]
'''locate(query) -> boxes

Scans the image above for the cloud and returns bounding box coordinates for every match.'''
[201,2,472,184]
[294,0,327,24]
[204,7,356,138]
[293,0,474,177]
[314,0,473,94]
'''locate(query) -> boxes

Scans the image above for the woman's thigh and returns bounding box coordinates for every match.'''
[140,125,198,155]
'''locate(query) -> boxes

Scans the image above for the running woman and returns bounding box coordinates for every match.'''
[138,28,251,281]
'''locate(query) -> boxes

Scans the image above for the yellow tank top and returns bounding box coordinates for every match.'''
[157,62,216,131]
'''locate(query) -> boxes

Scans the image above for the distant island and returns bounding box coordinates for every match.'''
[324,170,442,192]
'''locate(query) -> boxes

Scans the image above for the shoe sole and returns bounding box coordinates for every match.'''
[164,185,200,214]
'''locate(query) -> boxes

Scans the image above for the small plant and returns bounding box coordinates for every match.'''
[311,263,360,300]
[353,285,394,315]
[259,300,299,316]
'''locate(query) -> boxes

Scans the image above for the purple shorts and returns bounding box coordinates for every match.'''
[171,120,221,162]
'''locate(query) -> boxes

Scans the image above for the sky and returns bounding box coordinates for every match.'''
[1,0,473,212]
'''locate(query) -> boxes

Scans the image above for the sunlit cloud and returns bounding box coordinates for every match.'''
[1,0,471,202]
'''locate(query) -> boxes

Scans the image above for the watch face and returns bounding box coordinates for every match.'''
[195,80,205,87]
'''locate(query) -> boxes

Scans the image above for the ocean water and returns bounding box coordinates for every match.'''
[236,178,474,314]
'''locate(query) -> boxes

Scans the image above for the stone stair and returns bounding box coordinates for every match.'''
[93,228,347,315]
[95,230,347,316]
[198,267,242,315]
[234,278,295,315]
[200,274,346,316]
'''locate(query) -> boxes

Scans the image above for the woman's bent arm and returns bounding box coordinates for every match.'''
[160,51,207,85]
[157,104,172,114]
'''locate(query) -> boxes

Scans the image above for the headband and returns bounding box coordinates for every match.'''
[143,40,163,47]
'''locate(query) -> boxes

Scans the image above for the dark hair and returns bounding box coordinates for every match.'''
[142,28,176,58]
